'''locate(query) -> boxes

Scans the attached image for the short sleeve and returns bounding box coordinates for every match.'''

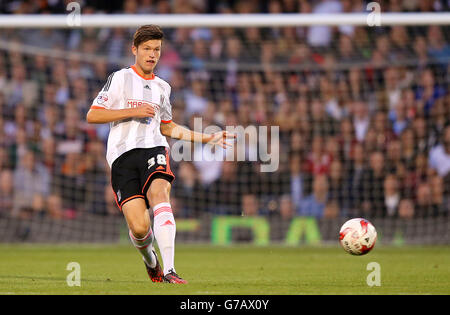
[91,71,122,110]
[160,85,172,124]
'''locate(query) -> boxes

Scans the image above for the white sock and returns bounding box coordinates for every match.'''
[153,202,176,275]
[129,228,157,268]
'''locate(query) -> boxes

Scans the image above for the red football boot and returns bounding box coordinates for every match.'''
[144,250,164,283]
[163,269,188,284]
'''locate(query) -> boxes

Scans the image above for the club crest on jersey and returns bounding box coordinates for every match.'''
[96,92,108,104]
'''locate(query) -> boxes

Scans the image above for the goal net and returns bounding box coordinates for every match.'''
[0,2,449,245]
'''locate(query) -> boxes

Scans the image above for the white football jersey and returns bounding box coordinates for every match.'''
[91,65,172,167]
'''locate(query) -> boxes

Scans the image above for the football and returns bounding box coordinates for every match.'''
[339,218,377,255]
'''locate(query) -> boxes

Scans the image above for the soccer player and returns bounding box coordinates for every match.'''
[87,25,234,283]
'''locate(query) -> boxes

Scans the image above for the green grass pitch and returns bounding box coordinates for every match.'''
[0,244,448,295]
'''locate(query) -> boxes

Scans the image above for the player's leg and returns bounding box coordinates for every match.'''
[121,198,164,282]
[147,178,175,273]
[146,178,187,283]
[122,197,154,262]
[139,146,185,283]
[111,150,163,283]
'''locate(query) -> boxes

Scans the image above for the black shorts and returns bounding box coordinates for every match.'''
[111,146,175,210]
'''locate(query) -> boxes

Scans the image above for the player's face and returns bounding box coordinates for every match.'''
[132,39,162,74]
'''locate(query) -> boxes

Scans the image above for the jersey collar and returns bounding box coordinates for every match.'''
[131,65,155,80]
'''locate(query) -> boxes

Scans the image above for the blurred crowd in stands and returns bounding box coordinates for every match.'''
[0,0,449,221]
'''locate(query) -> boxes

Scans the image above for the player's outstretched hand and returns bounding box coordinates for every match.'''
[133,104,156,118]
[208,131,237,149]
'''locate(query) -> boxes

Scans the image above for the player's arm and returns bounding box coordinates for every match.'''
[160,121,235,149]
[86,105,155,124]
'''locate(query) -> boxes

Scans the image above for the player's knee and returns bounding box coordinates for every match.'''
[129,221,150,239]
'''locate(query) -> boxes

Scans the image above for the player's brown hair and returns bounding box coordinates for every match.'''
[133,25,164,47]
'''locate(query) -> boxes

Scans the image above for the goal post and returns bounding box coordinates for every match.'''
[0,13,449,28]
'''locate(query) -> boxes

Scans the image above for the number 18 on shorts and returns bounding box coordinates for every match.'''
[111,146,175,210]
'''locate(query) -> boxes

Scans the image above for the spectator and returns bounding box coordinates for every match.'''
[321,76,345,121]
[254,152,291,200]
[83,140,108,215]
[328,160,348,212]
[103,186,119,216]
[413,116,433,154]
[309,98,338,137]
[415,68,446,116]
[289,42,314,68]
[403,153,430,199]
[51,152,86,218]
[344,143,366,214]
[415,182,435,218]
[348,68,369,102]
[336,117,357,160]
[324,200,340,219]
[325,136,339,161]
[224,37,243,88]
[383,66,402,112]
[184,80,209,117]
[289,153,303,212]
[385,139,402,174]
[12,149,50,217]
[2,64,38,109]
[278,194,295,220]
[172,161,206,217]
[430,175,445,216]
[189,38,208,72]
[241,193,261,217]
[427,25,450,68]
[428,97,449,147]
[362,127,379,155]
[304,135,333,176]
[444,175,450,217]
[398,199,415,220]
[384,174,401,217]
[429,125,450,177]
[0,169,14,217]
[46,194,64,220]
[390,26,411,60]
[193,139,224,186]
[40,104,60,141]
[56,101,87,155]
[337,34,361,63]
[401,88,418,120]
[242,27,262,62]
[0,146,7,172]
[413,36,432,70]
[291,98,311,142]
[389,100,410,136]
[30,54,49,92]
[307,0,342,47]
[374,34,392,63]
[372,111,396,152]
[400,128,417,170]
[40,137,59,175]
[361,151,386,217]
[352,99,371,142]
[298,174,329,218]
[208,161,242,215]
[289,128,307,157]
